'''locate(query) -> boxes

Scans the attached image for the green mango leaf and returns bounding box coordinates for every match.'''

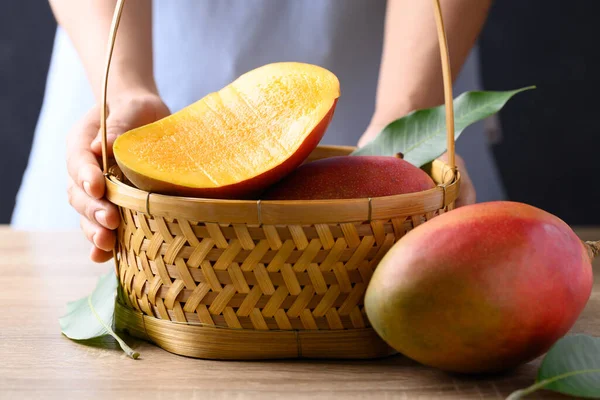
[59,270,139,359]
[351,87,535,166]
[507,335,600,399]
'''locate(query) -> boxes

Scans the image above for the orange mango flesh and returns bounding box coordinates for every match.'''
[113,62,340,198]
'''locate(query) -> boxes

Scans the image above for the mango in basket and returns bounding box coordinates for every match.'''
[262,155,436,200]
[364,201,596,374]
[113,62,339,198]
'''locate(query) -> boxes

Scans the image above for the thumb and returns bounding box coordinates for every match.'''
[91,131,119,159]
[90,108,133,159]
[90,96,171,158]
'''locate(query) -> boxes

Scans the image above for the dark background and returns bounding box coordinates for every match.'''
[0,1,55,223]
[479,0,600,226]
[1,0,599,225]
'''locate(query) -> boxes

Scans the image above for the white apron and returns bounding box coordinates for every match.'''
[12,0,492,229]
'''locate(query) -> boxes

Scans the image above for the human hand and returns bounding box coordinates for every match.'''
[66,91,171,262]
[358,125,476,208]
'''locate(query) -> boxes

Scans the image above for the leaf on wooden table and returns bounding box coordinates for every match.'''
[507,334,600,399]
[351,87,535,167]
[59,270,139,359]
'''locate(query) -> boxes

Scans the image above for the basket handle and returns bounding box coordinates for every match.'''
[100,0,456,174]
[100,0,127,174]
[432,0,456,172]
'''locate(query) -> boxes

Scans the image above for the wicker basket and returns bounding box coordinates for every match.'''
[101,0,461,360]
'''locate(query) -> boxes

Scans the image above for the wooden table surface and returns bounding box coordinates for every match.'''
[1,227,599,400]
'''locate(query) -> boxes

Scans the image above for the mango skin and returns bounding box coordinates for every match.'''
[262,155,436,200]
[364,201,593,374]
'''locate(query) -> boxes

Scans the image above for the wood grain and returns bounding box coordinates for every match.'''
[1,227,598,399]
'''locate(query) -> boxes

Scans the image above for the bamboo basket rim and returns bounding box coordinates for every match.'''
[105,147,460,224]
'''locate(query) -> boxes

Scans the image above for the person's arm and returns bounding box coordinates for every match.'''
[361,0,492,143]
[48,0,157,99]
[50,0,170,262]
[360,0,491,207]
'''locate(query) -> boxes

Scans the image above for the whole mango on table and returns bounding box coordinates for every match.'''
[365,201,598,374]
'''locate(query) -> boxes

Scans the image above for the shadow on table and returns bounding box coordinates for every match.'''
[64,332,573,399]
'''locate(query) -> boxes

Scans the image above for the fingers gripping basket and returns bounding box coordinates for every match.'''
[101,0,461,360]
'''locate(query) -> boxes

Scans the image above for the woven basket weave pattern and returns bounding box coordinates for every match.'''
[117,207,441,331]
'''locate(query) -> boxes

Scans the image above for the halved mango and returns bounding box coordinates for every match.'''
[113,62,340,198]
